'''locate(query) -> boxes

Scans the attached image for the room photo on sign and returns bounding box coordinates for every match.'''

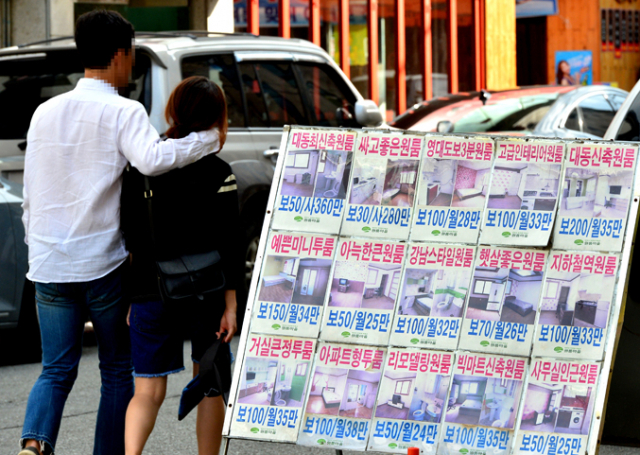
[486,163,561,212]
[397,268,469,320]
[328,261,402,312]
[420,159,491,209]
[282,149,352,200]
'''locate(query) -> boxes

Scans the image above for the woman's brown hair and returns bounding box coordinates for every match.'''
[165,76,227,147]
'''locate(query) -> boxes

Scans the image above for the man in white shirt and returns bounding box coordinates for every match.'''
[18,11,220,455]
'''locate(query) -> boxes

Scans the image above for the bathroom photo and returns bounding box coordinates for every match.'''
[290,258,332,306]
[464,266,544,325]
[306,367,348,416]
[238,357,311,408]
[349,155,386,205]
[418,159,491,209]
[520,383,594,435]
[312,150,353,199]
[396,268,469,319]
[281,150,320,198]
[538,273,613,328]
[258,255,299,304]
[445,375,523,429]
[558,168,633,219]
[407,373,450,423]
[338,370,380,419]
[381,159,419,207]
[487,162,561,211]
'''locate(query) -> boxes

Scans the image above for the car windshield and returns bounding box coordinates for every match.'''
[0,49,151,140]
[452,93,561,133]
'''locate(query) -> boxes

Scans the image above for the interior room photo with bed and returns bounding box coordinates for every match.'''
[396,268,469,319]
[538,273,613,328]
[238,357,311,408]
[418,159,491,209]
[487,162,561,211]
[258,256,300,304]
[446,375,523,429]
[558,168,632,219]
[464,266,544,325]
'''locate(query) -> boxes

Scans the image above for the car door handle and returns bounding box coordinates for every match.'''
[263,148,279,157]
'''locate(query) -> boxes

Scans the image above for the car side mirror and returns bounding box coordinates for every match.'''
[437,120,454,133]
[355,100,384,127]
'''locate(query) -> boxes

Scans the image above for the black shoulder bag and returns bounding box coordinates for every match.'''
[142,174,226,301]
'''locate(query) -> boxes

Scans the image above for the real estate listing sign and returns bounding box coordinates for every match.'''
[271,128,358,234]
[297,342,386,450]
[250,232,337,338]
[368,347,453,454]
[389,243,476,351]
[411,135,494,244]
[458,246,548,357]
[514,358,600,455]
[230,334,316,442]
[552,142,638,252]
[532,251,619,360]
[320,238,406,346]
[341,131,424,240]
[439,352,527,455]
[480,138,564,246]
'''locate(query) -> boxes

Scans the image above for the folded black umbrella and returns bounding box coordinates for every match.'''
[178,335,232,421]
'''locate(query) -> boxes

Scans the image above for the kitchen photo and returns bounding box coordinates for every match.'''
[396,268,470,319]
[305,367,380,420]
[238,357,311,408]
[328,261,402,310]
[349,155,386,205]
[486,162,561,211]
[445,375,523,429]
[519,383,594,435]
[381,159,419,207]
[418,159,491,209]
[257,256,300,304]
[464,266,544,325]
[538,273,613,328]
[558,168,633,219]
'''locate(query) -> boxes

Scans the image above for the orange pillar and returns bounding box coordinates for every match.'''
[309,0,320,45]
[339,0,350,77]
[247,0,259,35]
[447,0,459,94]
[422,0,433,100]
[279,0,290,38]
[395,0,406,115]
[368,0,379,104]
[473,0,486,90]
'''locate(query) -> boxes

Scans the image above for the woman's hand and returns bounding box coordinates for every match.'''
[218,290,238,343]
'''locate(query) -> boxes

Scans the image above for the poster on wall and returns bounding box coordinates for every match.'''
[320,238,406,346]
[411,135,494,244]
[297,342,386,450]
[515,0,558,18]
[250,232,337,338]
[458,247,548,357]
[271,128,357,234]
[230,335,316,442]
[479,139,564,246]
[552,142,637,252]
[389,244,476,351]
[532,251,619,360]
[368,348,453,454]
[439,352,527,455]
[233,0,313,27]
[341,131,424,240]
[554,51,592,86]
[513,358,600,455]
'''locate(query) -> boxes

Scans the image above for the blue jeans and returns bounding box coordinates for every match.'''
[21,265,133,455]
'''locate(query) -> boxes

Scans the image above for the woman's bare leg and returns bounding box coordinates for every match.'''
[193,363,226,455]
[125,376,167,455]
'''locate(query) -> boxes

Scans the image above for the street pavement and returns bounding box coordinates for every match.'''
[0,338,638,455]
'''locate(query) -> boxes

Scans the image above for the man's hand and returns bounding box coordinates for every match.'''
[218,290,237,343]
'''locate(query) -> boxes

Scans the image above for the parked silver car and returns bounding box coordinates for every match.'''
[0,32,383,361]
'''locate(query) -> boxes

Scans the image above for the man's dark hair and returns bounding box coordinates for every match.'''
[75,10,135,69]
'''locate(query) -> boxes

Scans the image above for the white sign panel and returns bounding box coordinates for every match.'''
[369,348,453,453]
[553,142,637,252]
[250,232,337,338]
[230,334,316,441]
[480,139,564,246]
[297,342,386,450]
[271,128,357,234]
[341,131,424,239]
[411,135,493,244]
[439,352,527,455]
[532,251,619,360]
[320,238,407,346]
[513,358,600,455]
[458,247,548,357]
[389,244,476,350]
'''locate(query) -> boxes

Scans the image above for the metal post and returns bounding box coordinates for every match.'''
[222,437,231,455]
[279,0,291,38]
[338,0,350,78]
[247,0,259,35]
[309,0,320,45]
[368,0,379,105]
[421,0,433,101]
[395,0,406,115]
[473,0,485,91]
[447,0,458,94]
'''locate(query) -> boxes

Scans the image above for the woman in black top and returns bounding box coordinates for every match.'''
[121,76,243,455]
